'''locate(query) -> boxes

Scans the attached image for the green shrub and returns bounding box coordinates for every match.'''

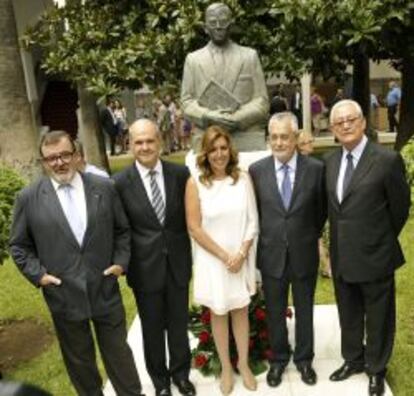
[401,138,414,188]
[0,165,26,264]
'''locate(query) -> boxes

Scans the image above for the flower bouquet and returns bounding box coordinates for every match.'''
[189,290,293,377]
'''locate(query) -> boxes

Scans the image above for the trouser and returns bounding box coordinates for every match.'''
[262,262,317,368]
[52,306,142,396]
[333,274,395,375]
[387,104,399,132]
[132,269,191,391]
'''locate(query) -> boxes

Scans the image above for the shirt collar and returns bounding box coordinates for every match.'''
[274,151,298,173]
[51,171,82,192]
[135,159,163,179]
[342,134,368,162]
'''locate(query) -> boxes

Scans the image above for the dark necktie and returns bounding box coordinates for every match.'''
[280,164,292,209]
[342,152,354,196]
[149,170,165,225]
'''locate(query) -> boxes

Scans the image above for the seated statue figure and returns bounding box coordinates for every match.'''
[181,2,269,152]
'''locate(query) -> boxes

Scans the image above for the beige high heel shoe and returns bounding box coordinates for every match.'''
[238,364,258,391]
[220,369,234,395]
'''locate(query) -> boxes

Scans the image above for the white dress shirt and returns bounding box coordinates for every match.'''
[52,172,88,233]
[135,160,166,203]
[336,135,368,202]
[274,151,298,192]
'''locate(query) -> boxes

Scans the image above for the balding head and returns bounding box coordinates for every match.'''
[205,2,232,19]
[129,119,161,169]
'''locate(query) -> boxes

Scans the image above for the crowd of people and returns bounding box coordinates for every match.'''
[4,97,411,396]
[100,95,193,158]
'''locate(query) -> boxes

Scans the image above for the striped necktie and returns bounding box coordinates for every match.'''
[149,169,165,225]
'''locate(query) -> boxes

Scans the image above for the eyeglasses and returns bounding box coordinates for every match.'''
[206,19,232,29]
[42,151,74,165]
[331,115,361,128]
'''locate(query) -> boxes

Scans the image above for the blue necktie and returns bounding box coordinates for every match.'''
[149,170,165,225]
[342,152,354,197]
[59,184,85,245]
[280,164,292,209]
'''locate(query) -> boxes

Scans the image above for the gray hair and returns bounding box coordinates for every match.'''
[329,99,363,124]
[268,112,299,135]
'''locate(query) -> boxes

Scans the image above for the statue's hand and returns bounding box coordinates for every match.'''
[203,110,240,131]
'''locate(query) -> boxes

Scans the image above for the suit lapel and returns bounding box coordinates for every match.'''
[161,161,175,226]
[289,154,305,210]
[224,42,243,93]
[41,178,79,248]
[327,149,342,210]
[341,142,375,204]
[198,46,216,84]
[81,174,100,249]
[263,156,285,213]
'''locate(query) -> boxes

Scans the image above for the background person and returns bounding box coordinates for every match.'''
[326,99,411,396]
[185,126,258,395]
[74,140,109,178]
[9,131,143,396]
[100,96,118,156]
[114,119,195,396]
[386,81,401,133]
[249,112,326,388]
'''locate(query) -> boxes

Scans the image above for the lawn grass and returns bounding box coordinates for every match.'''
[0,153,412,395]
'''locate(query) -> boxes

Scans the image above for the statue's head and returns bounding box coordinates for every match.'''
[204,3,234,46]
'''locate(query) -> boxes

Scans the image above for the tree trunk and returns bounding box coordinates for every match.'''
[77,84,110,172]
[352,49,376,140]
[0,0,38,178]
[395,55,414,151]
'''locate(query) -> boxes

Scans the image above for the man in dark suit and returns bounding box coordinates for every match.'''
[113,119,195,396]
[326,99,411,396]
[100,96,118,156]
[9,131,144,396]
[249,112,326,387]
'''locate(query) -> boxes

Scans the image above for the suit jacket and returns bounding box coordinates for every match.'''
[100,107,117,136]
[9,173,130,321]
[249,154,326,279]
[113,161,192,293]
[325,141,411,282]
[181,41,269,133]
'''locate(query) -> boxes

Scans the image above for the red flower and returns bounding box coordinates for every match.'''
[258,329,268,339]
[255,308,266,321]
[198,330,210,344]
[286,307,293,319]
[200,309,211,325]
[194,354,208,368]
[263,349,274,360]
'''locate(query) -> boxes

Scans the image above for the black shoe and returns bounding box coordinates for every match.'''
[297,364,317,385]
[266,364,285,387]
[329,362,365,381]
[156,387,172,396]
[369,374,385,396]
[173,379,196,396]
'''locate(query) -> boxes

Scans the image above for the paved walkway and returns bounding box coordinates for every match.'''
[103,305,393,396]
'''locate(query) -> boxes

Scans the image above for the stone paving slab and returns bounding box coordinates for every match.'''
[103,305,393,396]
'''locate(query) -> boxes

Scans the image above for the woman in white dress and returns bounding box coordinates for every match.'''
[185,126,259,395]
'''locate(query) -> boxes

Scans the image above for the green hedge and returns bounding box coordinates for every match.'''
[0,165,26,264]
[401,138,414,188]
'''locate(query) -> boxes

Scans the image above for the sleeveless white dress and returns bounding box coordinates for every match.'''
[192,172,259,315]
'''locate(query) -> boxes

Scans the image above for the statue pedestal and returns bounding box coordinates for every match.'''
[185,149,271,174]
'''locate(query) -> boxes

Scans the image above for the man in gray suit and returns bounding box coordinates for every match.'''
[181,2,269,151]
[326,100,411,396]
[249,112,326,388]
[9,131,143,396]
